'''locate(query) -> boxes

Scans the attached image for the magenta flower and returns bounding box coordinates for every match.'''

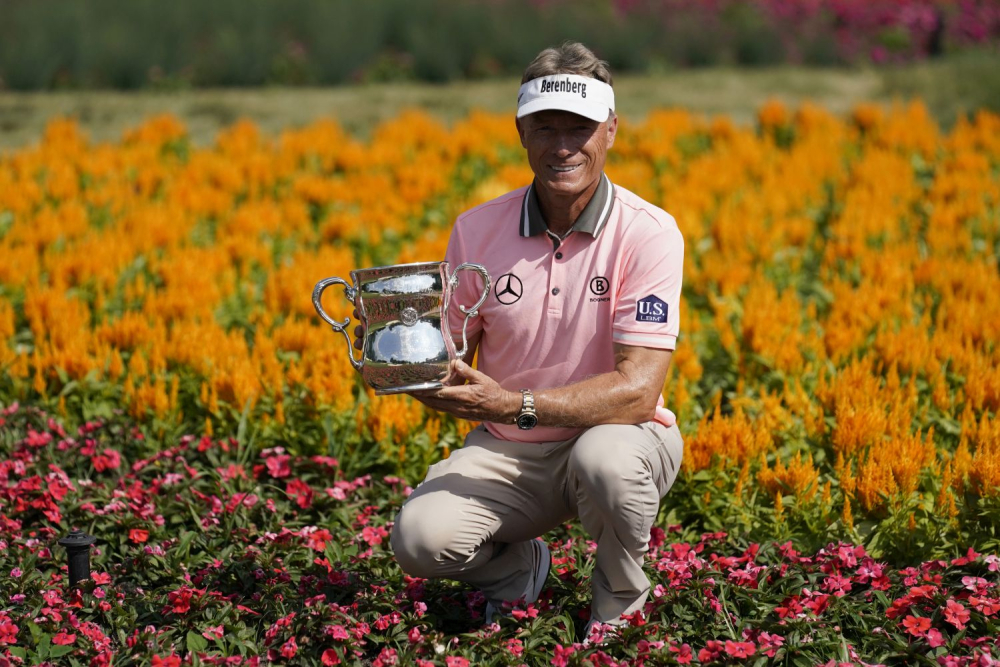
[52,632,76,645]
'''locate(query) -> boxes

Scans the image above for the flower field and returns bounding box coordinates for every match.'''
[1,102,999,664]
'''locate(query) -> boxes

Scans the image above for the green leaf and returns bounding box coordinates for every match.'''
[49,645,74,658]
[187,630,209,653]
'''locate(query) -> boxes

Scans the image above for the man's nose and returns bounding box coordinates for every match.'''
[552,132,578,155]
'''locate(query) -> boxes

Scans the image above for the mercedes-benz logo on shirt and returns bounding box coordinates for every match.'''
[495,273,523,305]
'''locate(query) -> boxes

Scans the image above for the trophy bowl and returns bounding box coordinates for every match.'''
[312,261,491,394]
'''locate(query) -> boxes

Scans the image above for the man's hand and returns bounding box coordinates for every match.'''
[408,359,519,424]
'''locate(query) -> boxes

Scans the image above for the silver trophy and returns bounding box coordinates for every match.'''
[312,261,491,394]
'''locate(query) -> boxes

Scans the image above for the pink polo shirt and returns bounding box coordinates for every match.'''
[445,174,684,443]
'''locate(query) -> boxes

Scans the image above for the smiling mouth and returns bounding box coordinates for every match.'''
[551,165,581,173]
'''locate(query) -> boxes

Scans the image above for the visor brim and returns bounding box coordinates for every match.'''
[515,98,611,123]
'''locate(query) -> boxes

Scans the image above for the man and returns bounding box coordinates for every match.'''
[383,42,685,638]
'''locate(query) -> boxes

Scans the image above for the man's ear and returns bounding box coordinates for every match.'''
[515,117,527,149]
[605,112,618,149]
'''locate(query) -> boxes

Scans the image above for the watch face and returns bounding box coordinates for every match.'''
[516,413,538,430]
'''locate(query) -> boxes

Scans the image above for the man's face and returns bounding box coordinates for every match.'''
[516,109,617,199]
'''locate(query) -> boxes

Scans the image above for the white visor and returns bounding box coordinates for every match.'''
[516,74,615,123]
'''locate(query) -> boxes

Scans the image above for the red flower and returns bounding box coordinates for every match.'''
[446,658,470,667]
[286,479,314,509]
[167,587,195,614]
[92,449,121,472]
[152,656,181,667]
[92,572,111,585]
[52,632,76,645]
[944,600,970,630]
[725,640,756,658]
[969,595,1000,616]
[129,529,149,544]
[925,628,945,648]
[698,640,724,662]
[321,649,341,666]
[0,620,18,645]
[304,528,333,552]
[505,638,524,657]
[903,615,931,636]
[281,637,298,659]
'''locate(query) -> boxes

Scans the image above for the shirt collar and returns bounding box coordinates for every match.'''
[519,173,615,239]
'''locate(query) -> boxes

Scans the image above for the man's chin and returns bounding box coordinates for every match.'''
[537,178,588,197]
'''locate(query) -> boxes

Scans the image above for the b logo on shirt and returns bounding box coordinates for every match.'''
[636,295,668,323]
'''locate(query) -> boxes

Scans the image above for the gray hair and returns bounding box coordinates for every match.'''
[521,42,613,87]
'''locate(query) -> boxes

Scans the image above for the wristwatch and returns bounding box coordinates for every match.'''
[515,389,538,430]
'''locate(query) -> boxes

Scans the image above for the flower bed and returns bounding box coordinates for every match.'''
[1,405,998,665]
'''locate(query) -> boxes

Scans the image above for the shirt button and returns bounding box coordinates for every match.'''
[555,252,563,260]
[551,288,560,296]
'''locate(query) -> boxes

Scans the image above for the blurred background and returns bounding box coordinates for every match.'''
[2,0,999,146]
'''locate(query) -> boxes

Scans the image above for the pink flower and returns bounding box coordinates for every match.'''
[10,568,21,578]
[407,627,422,643]
[321,649,341,665]
[551,644,576,667]
[360,525,388,547]
[373,647,397,667]
[265,455,291,478]
[757,631,785,657]
[725,640,755,658]
[414,601,427,617]
[670,643,693,664]
[506,638,524,657]
[92,572,111,585]
[326,624,349,641]
[926,628,945,648]
[52,632,76,645]
[944,600,970,631]
[202,625,224,640]
[903,615,931,636]
[446,658,470,667]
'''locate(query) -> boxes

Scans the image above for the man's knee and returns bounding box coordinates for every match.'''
[569,425,648,493]
[390,494,476,579]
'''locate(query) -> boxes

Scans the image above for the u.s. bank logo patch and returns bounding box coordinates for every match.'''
[636,295,668,323]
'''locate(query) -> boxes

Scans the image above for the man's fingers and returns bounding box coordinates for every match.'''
[353,324,365,350]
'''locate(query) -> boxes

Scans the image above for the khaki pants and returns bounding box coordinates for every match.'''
[390,421,684,623]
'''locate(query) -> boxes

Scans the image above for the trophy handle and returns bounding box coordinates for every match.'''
[449,263,491,359]
[312,277,364,371]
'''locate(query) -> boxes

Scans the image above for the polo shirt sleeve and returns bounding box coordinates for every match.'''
[612,220,684,350]
[444,221,486,342]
